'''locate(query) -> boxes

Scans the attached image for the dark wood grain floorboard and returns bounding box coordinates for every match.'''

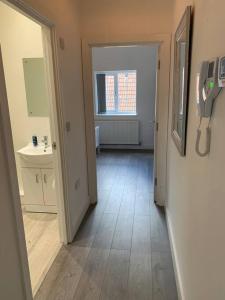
[100,249,130,300]
[35,245,90,300]
[91,213,118,250]
[73,208,102,247]
[150,203,171,253]
[152,251,178,300]
[128,253,152,300]
[35,151,178,300]
[111,213,134,250]
[119,185,136,215]
[73,248,110,300]
[131,215,151,255]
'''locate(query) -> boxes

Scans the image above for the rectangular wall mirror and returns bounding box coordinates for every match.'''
[172,6,192,156]
[23,57,49,117]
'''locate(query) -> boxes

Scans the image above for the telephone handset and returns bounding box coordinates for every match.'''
[196,58,222,157]
[197,58,221,118]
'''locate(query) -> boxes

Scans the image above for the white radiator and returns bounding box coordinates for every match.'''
[96,120,139,145]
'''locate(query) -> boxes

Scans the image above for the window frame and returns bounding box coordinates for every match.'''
[94,70,137,116]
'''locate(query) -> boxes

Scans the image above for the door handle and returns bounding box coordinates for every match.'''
[52,142,57,150]
[44,174,47,184]
[35,174,39,183]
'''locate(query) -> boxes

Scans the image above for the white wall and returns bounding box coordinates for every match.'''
[167,1,225,299]
[0,2,51,192]
[79,0,174,39]
[92,46,158,149]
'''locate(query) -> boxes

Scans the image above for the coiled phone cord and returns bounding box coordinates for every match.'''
[195,117,211,157]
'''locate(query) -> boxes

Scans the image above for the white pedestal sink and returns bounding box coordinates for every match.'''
[17,143,53,166]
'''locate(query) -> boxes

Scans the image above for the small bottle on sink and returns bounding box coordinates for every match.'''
[32,135,38,147]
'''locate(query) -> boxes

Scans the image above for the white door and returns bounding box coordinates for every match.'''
[21,168,44,205]
[42,169,56,206]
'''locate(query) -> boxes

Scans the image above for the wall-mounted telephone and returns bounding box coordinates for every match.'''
[197,58,221,118]
[195,57,224,157]
[218,56,225,88]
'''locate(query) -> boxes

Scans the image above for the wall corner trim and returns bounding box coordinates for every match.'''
[166,209,185,300]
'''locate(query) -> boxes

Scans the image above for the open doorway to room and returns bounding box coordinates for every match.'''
[92,45,159,211]
[0,1,66,296]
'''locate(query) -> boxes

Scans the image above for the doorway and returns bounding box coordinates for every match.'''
[82,36,171,207]
[0,1,66,296]
[33,43,178,300]
[91,44,158,207]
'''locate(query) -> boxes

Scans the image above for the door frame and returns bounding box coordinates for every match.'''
[0,46,33,300]
[0,0,70,297]
[82,35,171,206]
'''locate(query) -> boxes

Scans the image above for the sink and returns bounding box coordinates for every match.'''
[17,143,53,165]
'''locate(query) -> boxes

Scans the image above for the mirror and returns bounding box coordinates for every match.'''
[172,6,192,156]
[23,57,49,117]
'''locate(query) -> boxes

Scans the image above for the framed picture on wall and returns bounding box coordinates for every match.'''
[172,6,192,156]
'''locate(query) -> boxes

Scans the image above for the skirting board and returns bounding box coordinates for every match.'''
[166,209,185,300]
[22,204,57,214]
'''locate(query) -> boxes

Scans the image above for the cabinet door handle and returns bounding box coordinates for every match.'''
[44,174,47,184]
[35,174,39,183]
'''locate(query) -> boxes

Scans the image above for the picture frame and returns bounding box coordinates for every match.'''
[172,6,192,156]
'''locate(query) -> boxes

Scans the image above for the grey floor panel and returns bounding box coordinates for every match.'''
[35,151,178,300]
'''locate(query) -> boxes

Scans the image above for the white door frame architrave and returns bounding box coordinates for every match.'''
[81,34,171,206]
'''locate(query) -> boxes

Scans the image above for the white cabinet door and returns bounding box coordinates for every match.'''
[21,168,44,205]
[42,169,56,206]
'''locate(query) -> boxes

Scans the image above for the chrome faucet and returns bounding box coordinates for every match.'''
[42,136,49,148]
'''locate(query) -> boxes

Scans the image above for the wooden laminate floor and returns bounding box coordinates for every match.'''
[23,212,60,296]
[35,151,178,300]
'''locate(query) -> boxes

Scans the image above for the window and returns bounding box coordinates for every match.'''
[95,70,137,115]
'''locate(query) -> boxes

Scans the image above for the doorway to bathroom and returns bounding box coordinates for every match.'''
[0,1,67,296]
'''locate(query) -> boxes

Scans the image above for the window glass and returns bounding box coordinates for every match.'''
[118,72,136,113]
[95,70,137,115]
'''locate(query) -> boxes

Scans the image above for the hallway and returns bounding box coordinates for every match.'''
[35,151,178,299]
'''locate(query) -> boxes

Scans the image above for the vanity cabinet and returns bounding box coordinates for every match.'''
[21,168,43,205]
[21,167,57,213]
[42,169,56,206]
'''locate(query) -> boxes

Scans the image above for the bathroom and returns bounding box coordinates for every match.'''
[0,1,61,295]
